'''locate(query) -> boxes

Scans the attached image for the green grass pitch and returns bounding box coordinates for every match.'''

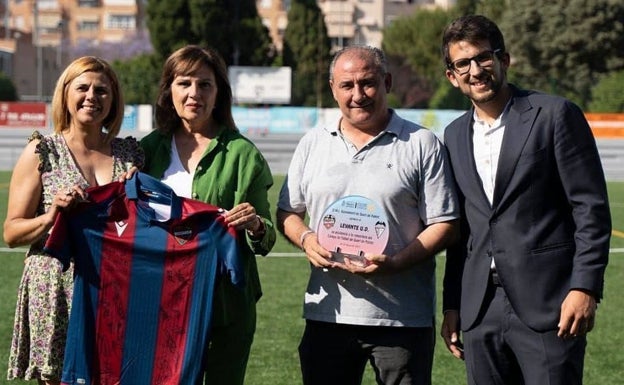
[0,173,621,384]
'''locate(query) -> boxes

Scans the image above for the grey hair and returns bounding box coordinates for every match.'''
[329,45,387,81]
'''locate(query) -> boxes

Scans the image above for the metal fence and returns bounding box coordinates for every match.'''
[0,129,303,176]
[1,129,622,181]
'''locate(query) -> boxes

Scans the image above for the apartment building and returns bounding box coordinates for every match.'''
[2,0,147,100]
[1,0,454,100]
[9,0,144,46]
[257,0,455,53]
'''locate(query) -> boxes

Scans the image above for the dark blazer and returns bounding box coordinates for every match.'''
[442,85,611,332]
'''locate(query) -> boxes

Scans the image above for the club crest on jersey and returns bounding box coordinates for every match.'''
[173,226,193,245]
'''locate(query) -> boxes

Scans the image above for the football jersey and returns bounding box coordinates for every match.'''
[44,172,244,385]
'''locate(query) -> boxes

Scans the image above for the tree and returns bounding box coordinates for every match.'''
[0,72,18,101]
[500,0,624,108]
[189,0,274,66]
[477,0,508,21]
[429,80,472,110]
[455,0,477,15]
[282,0,333,107]
[113,54,161,105]
[383,8,455,107]
[146,0,274,66]
[70,33,153,63]
[456,0,507,20]
[146,0,192,60]
[384,58,432,108]
[381,1,513,108]
[589,70,624,112]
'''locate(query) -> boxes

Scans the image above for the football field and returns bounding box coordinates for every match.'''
[0,173,621,384]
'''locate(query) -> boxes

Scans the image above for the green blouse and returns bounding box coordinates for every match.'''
[140,127,276,325]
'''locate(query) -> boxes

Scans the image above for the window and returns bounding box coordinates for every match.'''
[0,54,8,74]
[107,15,135,30]
[37,0,58,10]
[78,21,99,31]
[330,37,351,49]
[78,0,100,7]
[102,0,136,5]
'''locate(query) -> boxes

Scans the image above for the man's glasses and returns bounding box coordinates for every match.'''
[447,49,501,75]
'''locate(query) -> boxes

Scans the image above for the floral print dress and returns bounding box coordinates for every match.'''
[7,132,144,382]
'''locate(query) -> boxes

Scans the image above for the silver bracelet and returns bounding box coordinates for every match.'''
[299,230,315,250]
[246,215,265,238]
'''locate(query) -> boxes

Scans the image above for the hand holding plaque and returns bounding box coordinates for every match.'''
[316,196,389,267]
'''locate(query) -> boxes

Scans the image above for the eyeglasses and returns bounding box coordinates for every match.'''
[447,49,501,75]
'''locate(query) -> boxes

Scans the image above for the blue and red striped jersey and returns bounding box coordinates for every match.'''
[45,172,244,385]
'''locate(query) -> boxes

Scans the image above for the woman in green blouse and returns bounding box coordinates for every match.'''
[140,45,276,385]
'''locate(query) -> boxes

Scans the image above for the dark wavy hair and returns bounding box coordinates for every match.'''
[441,15,506,68]
[154,45,236,133]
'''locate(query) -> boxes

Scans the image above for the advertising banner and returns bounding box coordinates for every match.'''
[585,113,624,138]
[0,102,47,128]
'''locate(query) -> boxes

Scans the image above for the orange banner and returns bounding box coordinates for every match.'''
[585,113,624,138]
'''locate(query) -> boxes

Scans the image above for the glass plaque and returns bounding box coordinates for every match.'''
[316,195,389,266]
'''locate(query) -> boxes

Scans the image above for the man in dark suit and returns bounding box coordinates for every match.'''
[439,15,611,385]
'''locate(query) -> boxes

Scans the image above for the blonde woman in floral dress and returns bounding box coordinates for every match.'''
[3,56,143,385]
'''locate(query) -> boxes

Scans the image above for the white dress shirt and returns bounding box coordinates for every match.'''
[472,107,508,205]
[472,103,510,270]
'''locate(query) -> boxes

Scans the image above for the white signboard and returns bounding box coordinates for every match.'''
[229,66,292,105]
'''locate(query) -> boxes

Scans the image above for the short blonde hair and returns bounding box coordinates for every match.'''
[51,56,124,142]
